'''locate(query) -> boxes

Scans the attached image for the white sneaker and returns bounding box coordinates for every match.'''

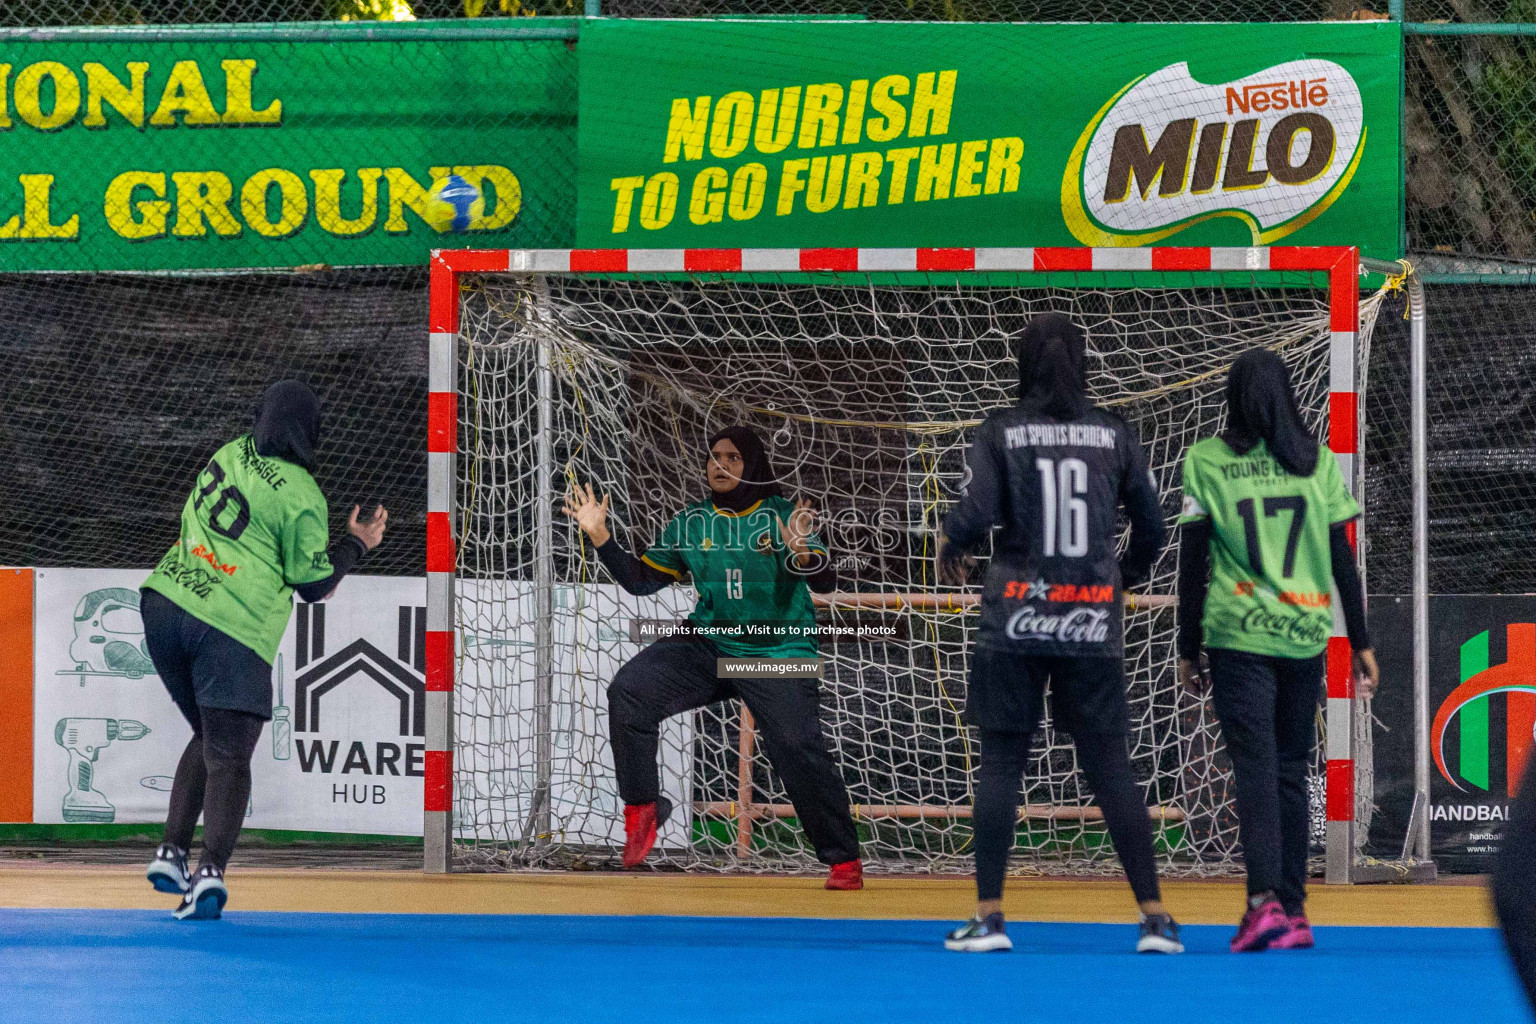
[147,844,190,894]
[944,913,1013,952]
[173,864,228,921]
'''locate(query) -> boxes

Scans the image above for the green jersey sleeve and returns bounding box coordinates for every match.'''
[1321,447,1363,524]
[282,495,334,587]
[640,512,688,580]
[1177,447,1212,525]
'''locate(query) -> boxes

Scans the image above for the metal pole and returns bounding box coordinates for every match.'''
[1405,268,1433,865]
[1359,258,1437,880]
[1406,20,1536,33]
[533,285,556,851]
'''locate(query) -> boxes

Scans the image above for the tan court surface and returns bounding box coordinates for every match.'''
[0,864,1495,927]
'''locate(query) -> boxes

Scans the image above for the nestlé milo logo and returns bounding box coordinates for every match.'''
[1062,59,1366,246]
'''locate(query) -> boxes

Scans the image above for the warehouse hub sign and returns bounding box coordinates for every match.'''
[578,21,1401,258]
[0,40,573,271]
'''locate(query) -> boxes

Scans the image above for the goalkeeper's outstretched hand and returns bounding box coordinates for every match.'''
[348,505,388,551]
[562,482,611,547]
[781,498,815,556]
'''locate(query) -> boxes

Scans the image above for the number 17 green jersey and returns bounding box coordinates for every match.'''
[1177,437,1360,659]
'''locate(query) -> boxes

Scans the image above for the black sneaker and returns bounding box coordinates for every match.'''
[173,864,228,921]
[944,912,1012,952]
[1137,912,1184,954]
[147,844,190,894]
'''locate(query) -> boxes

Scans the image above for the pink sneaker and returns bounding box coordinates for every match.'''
[1230,898,1289,952]
[1269,913,1315,950]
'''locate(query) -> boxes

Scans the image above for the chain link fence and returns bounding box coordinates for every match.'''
[1366,276,1536,597]
[0,268,431,578]
[3,0,1531,25]
[1408,28,1536,261]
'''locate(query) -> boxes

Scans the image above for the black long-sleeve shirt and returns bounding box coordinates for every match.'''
[1177,520,1370,661]
[941,404,1167,657]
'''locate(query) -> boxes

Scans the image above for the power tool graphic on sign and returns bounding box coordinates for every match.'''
[57,588,158,686]
[55,717,149,822]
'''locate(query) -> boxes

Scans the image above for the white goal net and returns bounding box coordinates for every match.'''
[446,264,1386,875]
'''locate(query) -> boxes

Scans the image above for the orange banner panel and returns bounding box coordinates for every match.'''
[0,569,33,822]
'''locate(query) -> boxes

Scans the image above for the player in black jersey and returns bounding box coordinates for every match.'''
[1495,756,1536,1011]
[938,313,1180,954]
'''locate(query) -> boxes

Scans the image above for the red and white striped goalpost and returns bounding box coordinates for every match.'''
[423,245,1366,881]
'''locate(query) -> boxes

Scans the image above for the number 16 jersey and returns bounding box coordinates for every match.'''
[142,433,334,664]
[943,405,1164,658]
[1177,436,1360,659]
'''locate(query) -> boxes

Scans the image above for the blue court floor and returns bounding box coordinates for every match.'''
[1,909,1526,1024]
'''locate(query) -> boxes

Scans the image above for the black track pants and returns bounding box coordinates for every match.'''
[142,590,268,872]
[968,649,1162,906]
[608,638,860,866]
[1206,647,1323,913]
[162,707,265,871]
[973,728,1163,905]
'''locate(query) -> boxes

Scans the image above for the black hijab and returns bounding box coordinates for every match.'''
[1223,349,1319,477]
[706,426,782,513]
[253,380,321,470]
[1017,313,1090,418]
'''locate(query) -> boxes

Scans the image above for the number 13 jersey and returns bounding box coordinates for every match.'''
[1177,436,1360,659]
[143,433,334,664]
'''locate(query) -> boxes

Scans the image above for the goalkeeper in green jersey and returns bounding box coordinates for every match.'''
[1175,349,1378,952]
[564,426,863,889]
[139,381,388,920]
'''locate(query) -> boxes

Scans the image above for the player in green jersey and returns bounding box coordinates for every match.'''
[564,425,862,888]
[1175,350,1377,952]
[139,381,388,920]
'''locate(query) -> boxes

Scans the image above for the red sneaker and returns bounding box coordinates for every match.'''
[620,797,672,869]
[825,859,863,891]
[1230,898,1289,952]
[1269,913,1316,950]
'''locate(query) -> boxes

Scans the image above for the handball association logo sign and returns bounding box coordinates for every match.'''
[1432,622,1536,796]
[1062,59,1366,246]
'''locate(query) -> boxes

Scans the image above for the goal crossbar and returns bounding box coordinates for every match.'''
[425,245,1368,881]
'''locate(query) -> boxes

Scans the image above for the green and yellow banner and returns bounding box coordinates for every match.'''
[577,20,1402,257]
[0,35,575,271]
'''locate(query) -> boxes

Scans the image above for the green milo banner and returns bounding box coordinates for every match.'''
[0,36,575,271]
[577,21,1402,257]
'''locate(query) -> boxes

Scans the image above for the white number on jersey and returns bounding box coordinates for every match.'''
[1036,456,1090,558]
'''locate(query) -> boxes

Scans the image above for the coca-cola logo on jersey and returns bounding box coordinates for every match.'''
[1005,606,1111,643]
[1241,606,1331,646]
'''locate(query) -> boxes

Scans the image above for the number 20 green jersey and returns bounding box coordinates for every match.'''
[143,434,334,664]
[1177,437,1360,659]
